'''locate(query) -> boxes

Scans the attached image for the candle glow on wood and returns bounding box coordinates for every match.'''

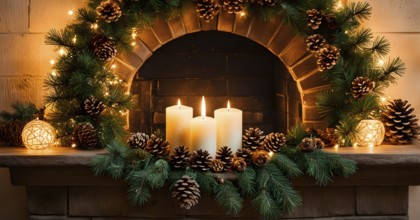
[215,100,242,153]
[190,96,217,157]
[166,99,193,153]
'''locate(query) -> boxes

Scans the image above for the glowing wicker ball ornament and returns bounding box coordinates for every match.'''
[21,119,56,150]
[354,119,385,147]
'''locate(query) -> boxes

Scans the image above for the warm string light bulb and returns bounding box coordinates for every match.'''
[111,64,117,69]
[59,48,66,56]
[131,29,137,46]
[335,1,343,10]
[68,10,74,16]
[49,59,55,65]
[91,23,98,29]
[377,59,385,67]
[72,35,77,44]
[51,70,57,76]
[239,11,246,18]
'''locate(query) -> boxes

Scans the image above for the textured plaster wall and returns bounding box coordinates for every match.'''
[0,0,419,219]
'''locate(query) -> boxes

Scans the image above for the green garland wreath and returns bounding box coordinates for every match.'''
[43,0,405,218]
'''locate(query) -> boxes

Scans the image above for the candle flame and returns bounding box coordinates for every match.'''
[227,100,230,112]
[201,96,206,119]
[178,99,181,109]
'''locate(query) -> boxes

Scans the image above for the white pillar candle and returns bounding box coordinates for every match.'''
[166,99,193,153]
[215,101,243,153]
[190,96,217,157]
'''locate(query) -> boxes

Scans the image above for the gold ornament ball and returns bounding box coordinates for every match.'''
[355,119,385,147]
[21,119,56,150]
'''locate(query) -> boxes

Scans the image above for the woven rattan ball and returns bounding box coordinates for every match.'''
[21,119,56,150]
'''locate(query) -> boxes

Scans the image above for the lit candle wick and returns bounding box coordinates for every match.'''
[227,100,230,112]
[177,99,181,109]
[201,96,206,120]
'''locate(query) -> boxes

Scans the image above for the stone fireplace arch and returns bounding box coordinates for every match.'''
[111,4,329,129]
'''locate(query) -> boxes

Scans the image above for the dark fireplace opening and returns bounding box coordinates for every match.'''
[129,31,301,134]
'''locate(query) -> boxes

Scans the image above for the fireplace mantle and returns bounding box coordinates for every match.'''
[0,144,419,219]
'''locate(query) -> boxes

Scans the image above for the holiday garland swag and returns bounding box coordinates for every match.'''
[39,0,419,219]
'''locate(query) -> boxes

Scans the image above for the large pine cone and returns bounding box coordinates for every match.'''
[232,157,247,172]
[84,96,105,116]
[222,0,246,14]
[317,45,340,71]
[190,149,213,172]
[170,145,191,169]
[127,132,149,149]
[382,99,419,144]
[351,77,374,99]
[263,132,286,153]
[195,0,220,22]
[307,9,323,30]
[0,120,26,146]
[235,148,253,165]
[306,34,326,53]
[252,150,270,167]
[145,134,169,159]
[243,127,265,151]
[172,175,200,210]
[73,122,99,150]
[96,0,122,23]
[299,137,324,152]
[250,0,276,7]
[91,35,117,61]
[316,128,338,148]
[216,146,233,171]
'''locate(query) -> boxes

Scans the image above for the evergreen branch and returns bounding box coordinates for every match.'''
[252,190,281,220]
[335,117,358,146]
[326,153,357,178]
[45,28,77,48]
[146,159,170,189]
[236,168,256,197]
[286,124,307,146]
[127,181,152,206]
[338,2,372,28]
[304,150,333,185]
[271,154,303,178]
[350,94,380,119]
[215,180,244,215]
[195,172,217,193]
[0,102,40,122]
[378,57,405,85]
[368,36,390,57]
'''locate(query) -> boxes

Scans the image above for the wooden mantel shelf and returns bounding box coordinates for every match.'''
[0,143,419,167]
[0,143,419,187]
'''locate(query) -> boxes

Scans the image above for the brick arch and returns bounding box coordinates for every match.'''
[111,4,329,128]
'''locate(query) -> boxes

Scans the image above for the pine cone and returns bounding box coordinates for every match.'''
[307,9,323,30]
[232,157,247,172]
[299,137,324,152]
[190,149,213,172]
[252,150,270,167]
[96,0,122,23]
[316,128,338,148]
[210,159,224,172]
[351,77,374,99]
[222,0,246,14]
[317,45,340,71]
[382,99,419,144]
[325,13,338,30]
[235,148,253,165]
[250,0,276,7]
[195,0,220,22]
[0,120,26,146]
[84,96,105,116]
[170,145,191,169]
[172,175,200,210]
[263,132,286,153]
[216,146,233,171]
[306,34,326,53]
[91,34,117,61]
[127,132,149,149]
[145,134,169,159]
[73,122,99,150]
[243,127,265,151]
